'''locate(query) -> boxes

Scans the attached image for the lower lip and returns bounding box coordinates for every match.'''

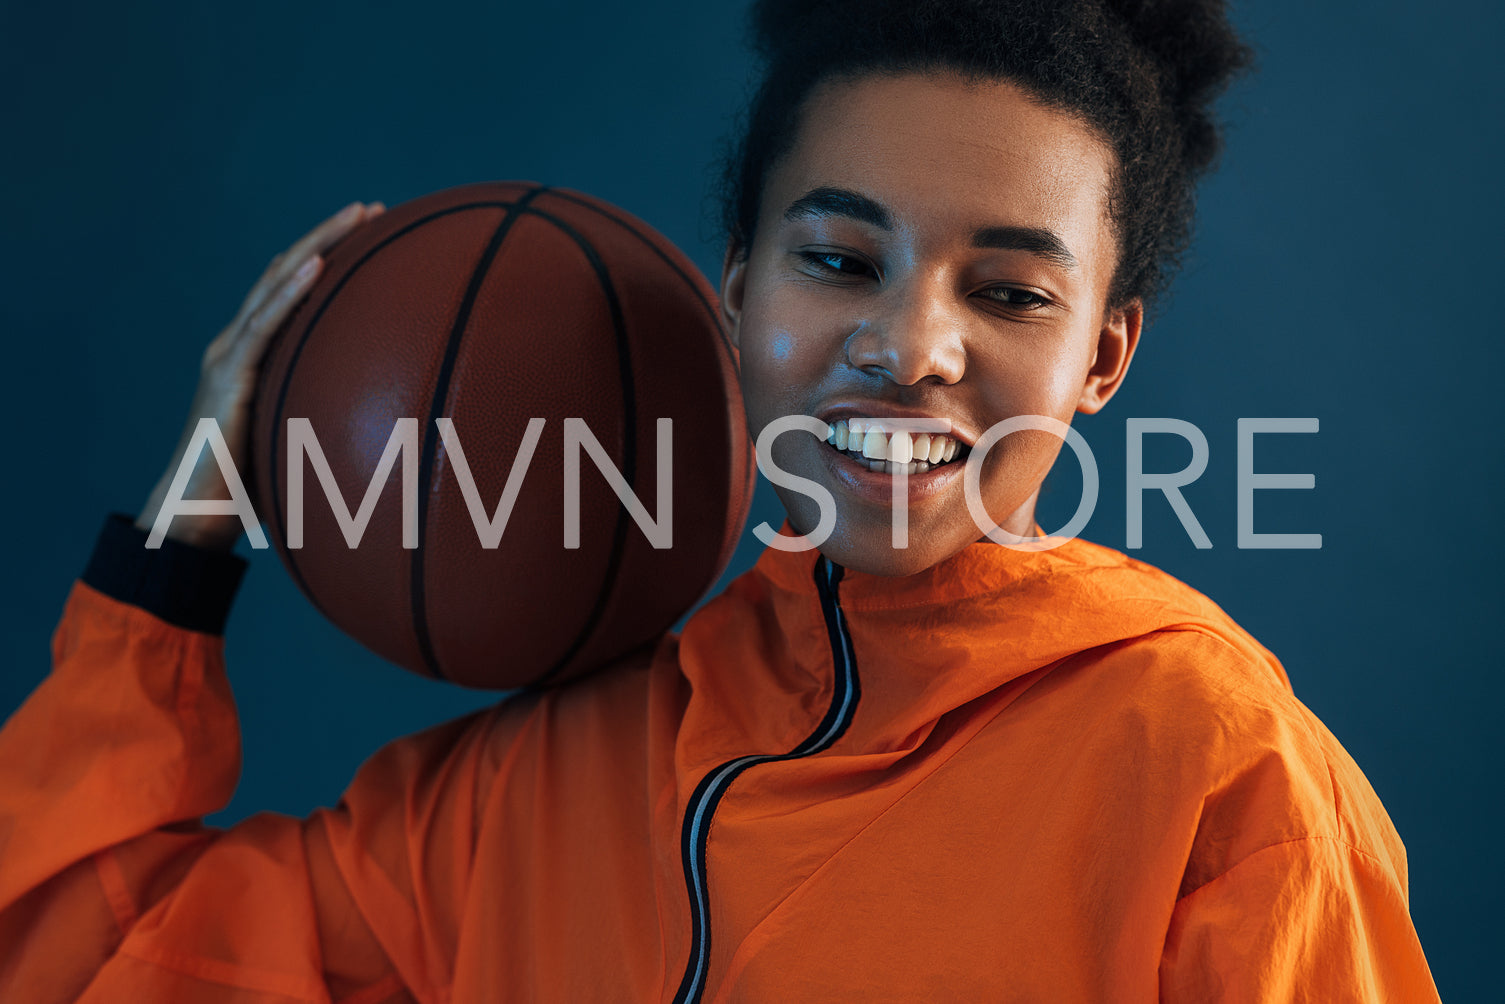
[816,439,968,505]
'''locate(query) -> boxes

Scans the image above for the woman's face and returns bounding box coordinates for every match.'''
[721,71,1142,576]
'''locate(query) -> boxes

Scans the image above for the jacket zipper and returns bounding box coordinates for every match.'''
[670,555,860,1003]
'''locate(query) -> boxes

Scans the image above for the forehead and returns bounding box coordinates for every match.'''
[764,71,1118,276]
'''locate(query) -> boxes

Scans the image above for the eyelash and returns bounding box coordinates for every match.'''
[799,250,873,278]
[980,287,1048,309]
[796,250,1050,310]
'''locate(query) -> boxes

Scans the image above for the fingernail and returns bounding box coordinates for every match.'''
[295,256,321,280]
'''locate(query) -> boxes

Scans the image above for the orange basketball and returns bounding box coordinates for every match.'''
[249,182,754,689]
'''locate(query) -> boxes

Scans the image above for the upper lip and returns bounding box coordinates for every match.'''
[814,403,976,447]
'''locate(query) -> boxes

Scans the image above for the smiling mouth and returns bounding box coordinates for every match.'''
[823,419,971,475]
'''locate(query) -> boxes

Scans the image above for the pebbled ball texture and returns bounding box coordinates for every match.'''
[250,182,754,689]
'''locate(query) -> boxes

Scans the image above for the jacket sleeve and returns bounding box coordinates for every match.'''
[1157,835,1441,1003]
[0,515,508,1004]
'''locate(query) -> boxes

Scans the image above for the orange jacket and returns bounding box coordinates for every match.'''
[1,515,1439,1002]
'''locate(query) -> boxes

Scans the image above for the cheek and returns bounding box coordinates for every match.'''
[766,329,797,362]
[1041,349,1092,417]
[970,343,1083,423]
[995,325,1098,415]
[964,333,1097,511]
[736,278,843,417]
[731,278,786,411]
[735,319,799,408]
[734,327,810,440]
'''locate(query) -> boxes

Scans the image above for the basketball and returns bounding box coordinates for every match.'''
[249,181,754,689]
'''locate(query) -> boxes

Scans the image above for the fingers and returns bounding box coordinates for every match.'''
[203,200,385,382]
[238,253,325,358]
[233,200,384,332]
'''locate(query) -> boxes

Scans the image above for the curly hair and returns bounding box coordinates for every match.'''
[719,0,1254,310]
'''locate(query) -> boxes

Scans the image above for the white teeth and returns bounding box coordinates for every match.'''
[825,419,965,469]
[889,430,913,464]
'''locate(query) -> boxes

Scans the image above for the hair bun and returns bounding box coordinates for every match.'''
[1107,0,1253,107]
[1106,0,1253,172]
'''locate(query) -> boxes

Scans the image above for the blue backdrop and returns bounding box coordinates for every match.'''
[2,2,1498,998]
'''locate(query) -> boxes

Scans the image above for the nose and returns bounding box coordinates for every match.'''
[844,277,966,386]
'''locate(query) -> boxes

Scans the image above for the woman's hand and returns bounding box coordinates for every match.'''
[135,201,386,551]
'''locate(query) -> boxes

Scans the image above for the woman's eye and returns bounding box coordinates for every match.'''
[800,250,873,278]
[982,286,1048,309]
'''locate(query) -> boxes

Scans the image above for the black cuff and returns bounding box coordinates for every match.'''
[81,513,250,635]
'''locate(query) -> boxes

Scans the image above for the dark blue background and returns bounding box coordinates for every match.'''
[2,1,1498,998]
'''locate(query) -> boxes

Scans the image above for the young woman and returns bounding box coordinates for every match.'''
[0,0,1439,1000]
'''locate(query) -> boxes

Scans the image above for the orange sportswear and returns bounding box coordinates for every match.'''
[0,515,1440,1002]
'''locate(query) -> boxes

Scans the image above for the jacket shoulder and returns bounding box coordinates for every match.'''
[1069,625,1409,898]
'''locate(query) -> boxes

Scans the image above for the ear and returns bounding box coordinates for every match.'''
[719,239,749,351]
[1076,299,1143,415]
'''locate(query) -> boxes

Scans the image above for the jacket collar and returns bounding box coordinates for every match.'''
[676,531,1283,760]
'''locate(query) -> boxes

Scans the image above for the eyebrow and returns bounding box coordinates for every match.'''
[783,187,892,229]
[971,225,1078,270]
[782,185,1079,271]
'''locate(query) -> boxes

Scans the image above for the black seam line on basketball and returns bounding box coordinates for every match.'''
[266,193,536,637]
[670,556,858,1004]
[511,204,638,688]
[540,189,756,562]
[540,189,734,362]
[410,185,550,681]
